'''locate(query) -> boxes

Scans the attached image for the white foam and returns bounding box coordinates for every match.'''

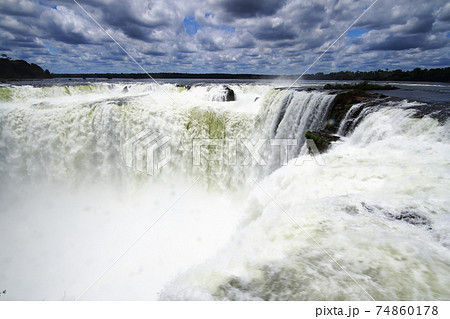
[1,82,449,300]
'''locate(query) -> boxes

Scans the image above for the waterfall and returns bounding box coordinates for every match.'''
[0,83,337,189]
[337,97,398,136]
[2,81,449,301]
[161,105,450,301]
[255,89,335,172]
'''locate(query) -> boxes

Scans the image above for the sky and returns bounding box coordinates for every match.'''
[0,0,449,74]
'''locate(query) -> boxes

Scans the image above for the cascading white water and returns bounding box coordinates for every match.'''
[254,89,335,173]
[0,83,265,189]
[0,83,336,189]
[0,82,449,301]
[161,105,450,301]
[0,82,277,300]
[336,98,428,136]
[337,102,366,136]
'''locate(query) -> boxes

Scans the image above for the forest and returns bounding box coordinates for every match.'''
[1,54,449,82]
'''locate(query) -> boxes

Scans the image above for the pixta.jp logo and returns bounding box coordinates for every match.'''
[122,130,171,175]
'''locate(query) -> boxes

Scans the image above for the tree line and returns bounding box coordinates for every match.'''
[1,54,448,82]
[302,68,450,83]
[0,55,51,79]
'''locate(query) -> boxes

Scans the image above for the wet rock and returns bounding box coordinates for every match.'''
[224,86,235,101]
[212,85,235,102]
[324,82,398,91]
[305,130,340,153]
[361,202,378,214]
[387,210,432,230]
[361,203,432,230]
[176,84,191,90]
[325,90,375,133]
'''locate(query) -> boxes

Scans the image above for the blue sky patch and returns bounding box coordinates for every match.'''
[183,17,200,35]
[347,29,370,38]
[184,16,235,35]
[44,42,58,54]
[38,1,57,10]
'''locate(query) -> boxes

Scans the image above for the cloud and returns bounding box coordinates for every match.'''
[215,0,286,20]
[367,33,447,51]
[0,0,42,17]
[0,0,448,74]
[437,2,450,22]
[251,21,297,41]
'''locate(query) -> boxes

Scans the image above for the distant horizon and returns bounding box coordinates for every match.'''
[48,67,450,83]
[50,66,449,76]
[2,54,448,82]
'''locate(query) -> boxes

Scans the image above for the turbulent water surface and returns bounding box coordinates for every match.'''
[0,80,449,300]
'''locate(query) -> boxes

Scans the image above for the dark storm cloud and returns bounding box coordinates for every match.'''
[199,36,223,52]
[122,25,153,42]
[402,17,434,34]
[217,0,286,19]
[358,2,449,52]
[91,0,169,29]
[42,0,175,42]
[44,21,95,45]
[0,0,42,17]
[437,3,450,22]
[354,1,441,32]
[50,30,93,45]
[368,34,448,51]
[287,2,326,28]
[251,23,297,41]
[0,17,36,37]
[142,50,167,56]
[0,37,44,49]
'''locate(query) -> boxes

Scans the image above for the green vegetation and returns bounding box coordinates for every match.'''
[185,108,227,139]
[184,108,228,189]
[305,131,330,153]
[76,85,94,92]
[305,67,450,83]
[324,81,398,91]
[0,54,51,79]
[305,130,340,153]
[64,86,71,95]
[0,87,12,101]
